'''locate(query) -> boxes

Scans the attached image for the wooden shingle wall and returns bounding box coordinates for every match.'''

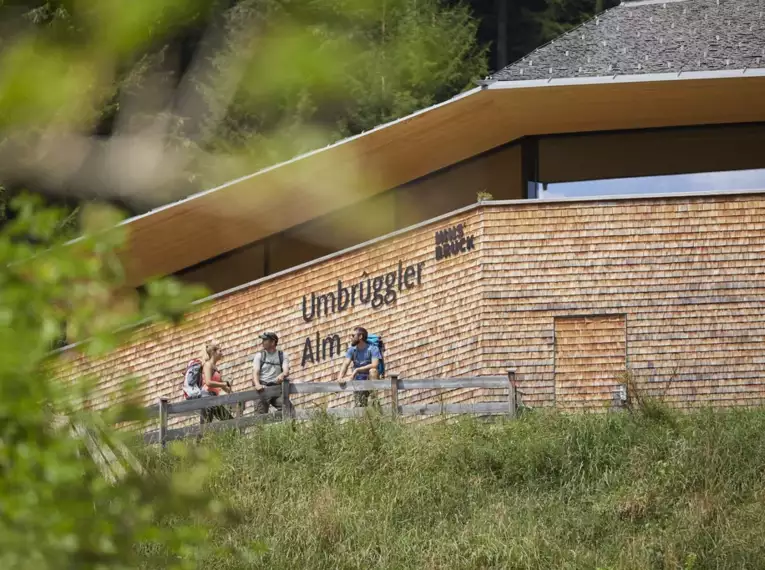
[57,210,493,427]
[481,193,765,410]
[57,192,765,416]
[554,315,627,410]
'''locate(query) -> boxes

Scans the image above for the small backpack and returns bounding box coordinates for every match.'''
[181,359,204,400]
[360,334,385,378]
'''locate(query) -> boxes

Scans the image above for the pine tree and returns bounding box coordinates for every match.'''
[196,0,488,184]
[467,0,619,71]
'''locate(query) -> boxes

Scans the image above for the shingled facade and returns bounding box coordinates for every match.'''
[58,191,765,417]
[57,0,765,416]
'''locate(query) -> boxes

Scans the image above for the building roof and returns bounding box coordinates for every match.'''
[120,70,765,286]
[117,0,765,287]
[490,0,765,82]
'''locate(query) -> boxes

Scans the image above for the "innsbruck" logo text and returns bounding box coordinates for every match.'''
[434,222,475,261]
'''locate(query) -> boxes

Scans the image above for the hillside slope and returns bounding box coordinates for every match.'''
[144,407,765,569]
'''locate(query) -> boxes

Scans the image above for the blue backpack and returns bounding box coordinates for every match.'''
[353,334,385,378]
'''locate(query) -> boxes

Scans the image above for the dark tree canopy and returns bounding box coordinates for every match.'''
[0,0,615,223]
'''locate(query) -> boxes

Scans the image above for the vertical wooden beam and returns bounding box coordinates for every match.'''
[281,379,293,420]
[236,401,245,434]
[158,397,168,448]
[612,383,628,410]
[197,404,205,444]
[507,370,517,418]
[390,374,400,418]
[521,138,540,199]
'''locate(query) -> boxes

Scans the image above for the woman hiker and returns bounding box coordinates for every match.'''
[200,340,234,424]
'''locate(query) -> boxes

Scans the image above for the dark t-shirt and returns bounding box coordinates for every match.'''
[346,343,382,380]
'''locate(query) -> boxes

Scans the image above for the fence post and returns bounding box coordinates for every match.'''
[612,384,627,411]
[507,370,517,418]
[158,397,169,448]
[281,379,293,420]
[390,374,399,418]
[236,401,245,434]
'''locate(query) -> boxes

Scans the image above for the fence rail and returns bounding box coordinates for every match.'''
[144,371,518,446]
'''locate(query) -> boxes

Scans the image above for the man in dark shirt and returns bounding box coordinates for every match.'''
[334,326,381,407]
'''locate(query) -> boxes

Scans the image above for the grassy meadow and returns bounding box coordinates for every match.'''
[140,405,765,569]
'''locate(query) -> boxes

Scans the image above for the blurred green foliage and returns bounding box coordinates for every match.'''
[0,0,488,212]
[0,1,487,565]
[0,191,254,569]
[0,1,613,567]
[191,0,489,185]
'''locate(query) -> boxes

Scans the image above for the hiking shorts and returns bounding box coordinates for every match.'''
[199,392,234,424]
[253,384,284,414]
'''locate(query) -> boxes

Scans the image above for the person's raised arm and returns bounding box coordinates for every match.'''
[333,356,352,384]
[252,353,264,391]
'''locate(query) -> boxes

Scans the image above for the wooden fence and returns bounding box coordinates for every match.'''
[144,371,519,446]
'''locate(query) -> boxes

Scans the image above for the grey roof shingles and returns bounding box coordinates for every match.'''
[490,0,765,81]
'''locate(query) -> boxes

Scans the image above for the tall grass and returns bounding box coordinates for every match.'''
[142,407,765,569]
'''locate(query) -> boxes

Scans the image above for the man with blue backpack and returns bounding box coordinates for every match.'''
[334,326,384,407]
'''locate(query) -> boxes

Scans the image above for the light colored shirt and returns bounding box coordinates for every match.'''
[253,350,289,385]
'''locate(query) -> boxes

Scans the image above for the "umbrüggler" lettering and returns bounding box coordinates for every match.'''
[301,260,426,322]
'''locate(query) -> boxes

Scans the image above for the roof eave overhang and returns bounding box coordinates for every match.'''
[120,69,765,286]
[483,67,765,89]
